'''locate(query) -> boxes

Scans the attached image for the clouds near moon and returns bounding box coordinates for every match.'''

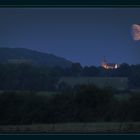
[132,24,140,41]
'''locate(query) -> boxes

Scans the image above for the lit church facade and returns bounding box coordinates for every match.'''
[101,57,119,69]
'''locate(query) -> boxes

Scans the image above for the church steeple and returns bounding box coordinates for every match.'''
[101,56,119,69]
[103,56,107,64]
[102,56,108,69]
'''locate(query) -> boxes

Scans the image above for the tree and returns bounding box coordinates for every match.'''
[69,63,83,76]
[73,85,114,122]
[116,63,131,77]
[129,92,140,121]
[82,66,99,76]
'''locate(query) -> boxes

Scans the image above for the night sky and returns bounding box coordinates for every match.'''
[0,8,140,66]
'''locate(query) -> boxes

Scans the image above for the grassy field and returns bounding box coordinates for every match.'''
[0,122,140,133]
[59,77,128,90]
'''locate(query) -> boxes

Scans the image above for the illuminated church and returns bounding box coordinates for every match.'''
[101,57,119,69]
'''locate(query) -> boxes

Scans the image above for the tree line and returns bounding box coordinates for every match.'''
[0,63,140,91]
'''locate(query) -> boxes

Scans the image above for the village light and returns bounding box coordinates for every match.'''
[101,57,119,69]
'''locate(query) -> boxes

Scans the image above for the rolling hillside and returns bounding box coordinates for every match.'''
[0,47,72,68]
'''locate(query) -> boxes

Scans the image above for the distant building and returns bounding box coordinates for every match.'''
[8,59,32,64]
[101,57,119,69]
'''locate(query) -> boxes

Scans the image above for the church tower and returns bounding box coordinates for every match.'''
[102,56,108,69]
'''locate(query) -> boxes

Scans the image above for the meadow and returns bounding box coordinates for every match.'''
[0,85,139,133]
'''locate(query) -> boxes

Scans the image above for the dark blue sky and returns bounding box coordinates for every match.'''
[0,8,140,66]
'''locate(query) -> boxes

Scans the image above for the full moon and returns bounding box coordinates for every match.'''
[132,24,140,41]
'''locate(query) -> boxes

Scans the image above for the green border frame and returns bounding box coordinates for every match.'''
[0,0,140,139]
[0,0,140,7]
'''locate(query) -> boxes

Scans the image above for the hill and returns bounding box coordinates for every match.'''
[0,47,72,68]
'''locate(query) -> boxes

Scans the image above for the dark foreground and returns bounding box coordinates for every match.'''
[0,122,140,134]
